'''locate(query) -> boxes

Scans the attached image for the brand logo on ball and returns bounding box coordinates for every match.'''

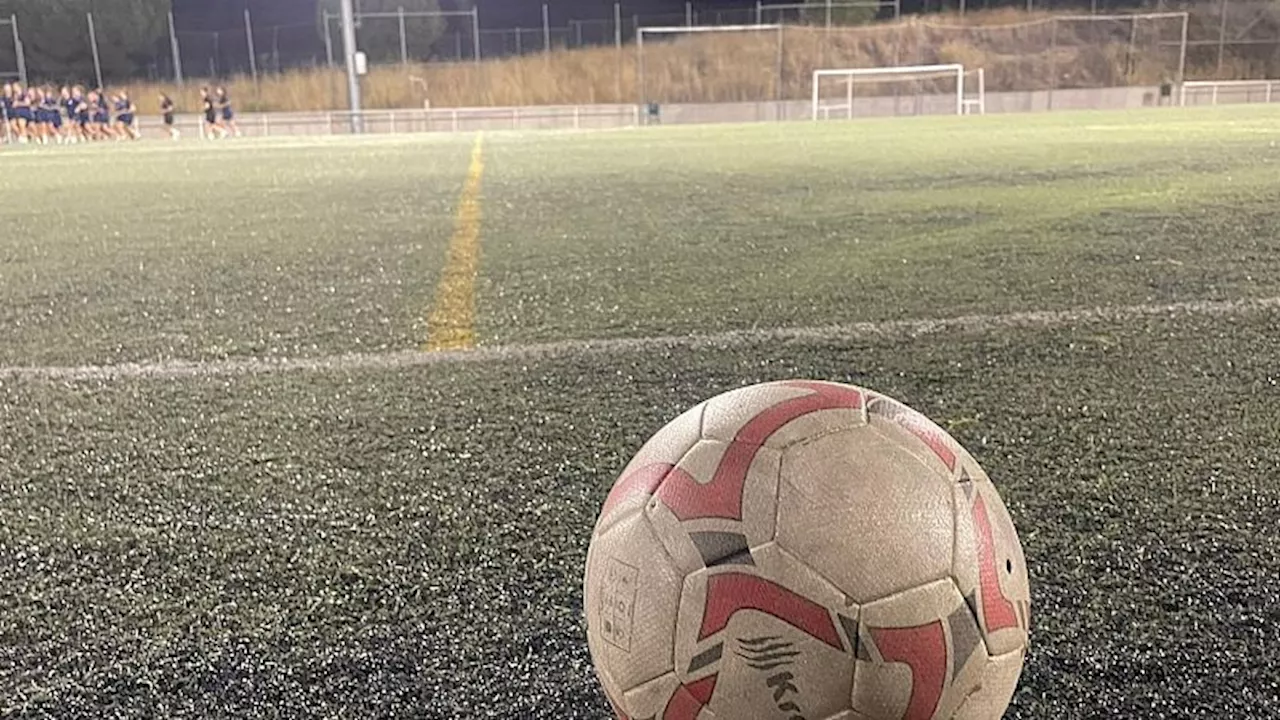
[737,636,809,720]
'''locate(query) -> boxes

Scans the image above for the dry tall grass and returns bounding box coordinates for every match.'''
[120,7,1275,114]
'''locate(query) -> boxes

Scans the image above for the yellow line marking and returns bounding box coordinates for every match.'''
[425,133,486,351]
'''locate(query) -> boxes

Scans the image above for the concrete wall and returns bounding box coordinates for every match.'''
[129,85,1202,138]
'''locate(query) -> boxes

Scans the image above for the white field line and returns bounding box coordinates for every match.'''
[2,296,1278,383]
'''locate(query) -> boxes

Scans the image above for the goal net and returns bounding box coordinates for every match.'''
[812,64,984,120]
[1180,79,1280,107]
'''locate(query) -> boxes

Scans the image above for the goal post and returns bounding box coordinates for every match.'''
[812,64,985,120]
[1180,79,1280,107]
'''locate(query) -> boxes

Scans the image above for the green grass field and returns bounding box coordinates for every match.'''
[2,107,1279,717]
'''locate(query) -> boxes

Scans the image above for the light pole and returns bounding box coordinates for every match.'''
[340,0,363,132]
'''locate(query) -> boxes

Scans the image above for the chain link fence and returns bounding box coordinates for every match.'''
[3,2,1276,104]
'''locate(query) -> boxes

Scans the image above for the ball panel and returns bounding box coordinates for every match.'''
[950,649,1026,720]
[951,481,1030,656]
[855,580,981,720]
[676,566,856,720]
[618,672,681,719]
[584,509,684,693]
[641,438,783,578]
[596,402,706,535]
[701,380,867,449]
[865,394,961,477]
[652,438,783,535]
[777,427,953,604]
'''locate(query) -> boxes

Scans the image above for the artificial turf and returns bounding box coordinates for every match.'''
[1,106,1279,718]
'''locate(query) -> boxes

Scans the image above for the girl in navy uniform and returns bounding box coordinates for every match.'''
[93,92,112,139]
[114,92,139,140]
[31,88,48,142]
[216,86,238,137]
[42,87,62,144]
[68,86,87,143]
[84,91,103,140]
[58,87,75,143]
[1,83,12,142]
[159,93,178,140]
[12,83,32,142]
[200,87,219,139]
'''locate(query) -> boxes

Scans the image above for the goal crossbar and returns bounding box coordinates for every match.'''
[813,64,967,119]
[638,23,783,35]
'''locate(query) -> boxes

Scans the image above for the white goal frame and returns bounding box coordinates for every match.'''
[1180,79,1279,107]
[813,64,983,120]
[636,24,784,106]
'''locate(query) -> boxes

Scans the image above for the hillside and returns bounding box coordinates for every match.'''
[126,5,1278,112]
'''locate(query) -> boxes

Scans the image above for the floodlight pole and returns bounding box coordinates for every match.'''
[245,9,259,83]
[87,13,104,90]
[10,14,27,86]
[399,6,408,65]
[340,0,363,133]
[168,10,184,86]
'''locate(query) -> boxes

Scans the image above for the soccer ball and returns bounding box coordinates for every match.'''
[584,380,1030,720]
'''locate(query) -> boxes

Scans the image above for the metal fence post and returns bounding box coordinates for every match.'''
[472,8,482,63]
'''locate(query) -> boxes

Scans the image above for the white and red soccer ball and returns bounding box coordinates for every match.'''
[584,380,1030,720]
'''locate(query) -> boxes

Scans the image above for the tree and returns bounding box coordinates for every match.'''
[317,0,446,63]
[0,0,168,82]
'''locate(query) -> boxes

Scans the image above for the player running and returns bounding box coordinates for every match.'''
[159,93,178,140]
[93,92,113,139]
[216,86,238,138]
[114,91,139,140]
[200,87,219,139]
[11,82,31,143]
[1,83,13,142]
[44,87,64,143]
[69,86,88,143]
